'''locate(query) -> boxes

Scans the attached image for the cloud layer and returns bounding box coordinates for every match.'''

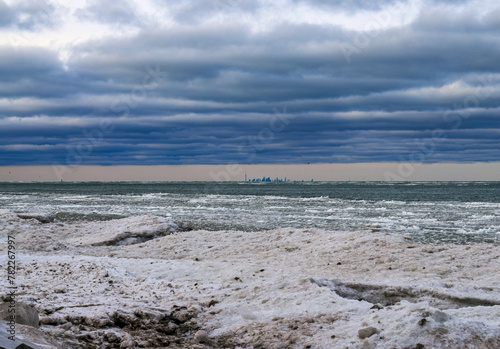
[0,0,499,166]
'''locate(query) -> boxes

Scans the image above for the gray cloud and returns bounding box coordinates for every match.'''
[0,0,499,166]
[169,0,260,23]
[0,1,13,27]
[75,0,140,26]
[0,0,57,30]
[290,0,400,12]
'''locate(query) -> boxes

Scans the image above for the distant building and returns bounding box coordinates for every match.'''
[246,175,293,183]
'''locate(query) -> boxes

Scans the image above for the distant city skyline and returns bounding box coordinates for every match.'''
[1,163,500,182]
[246,174,295,183]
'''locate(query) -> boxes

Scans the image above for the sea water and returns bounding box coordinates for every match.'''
[0,181,498,244]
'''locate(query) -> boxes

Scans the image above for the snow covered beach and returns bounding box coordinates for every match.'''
[1,209,499,348]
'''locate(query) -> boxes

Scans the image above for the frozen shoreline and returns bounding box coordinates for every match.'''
[1,210,499,348]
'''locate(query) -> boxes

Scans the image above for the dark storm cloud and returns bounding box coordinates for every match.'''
[0,46,85,100]
[0,0,499,165]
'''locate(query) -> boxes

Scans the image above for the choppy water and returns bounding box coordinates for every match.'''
[0,181,499,244]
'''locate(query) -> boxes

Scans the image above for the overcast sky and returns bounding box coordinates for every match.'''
[0,0,499,168]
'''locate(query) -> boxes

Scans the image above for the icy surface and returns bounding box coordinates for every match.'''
[64,215,182,246]
[0,211,499,348]
[2,181,499,244]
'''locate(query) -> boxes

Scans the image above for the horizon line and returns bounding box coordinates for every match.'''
[0,162,499,182]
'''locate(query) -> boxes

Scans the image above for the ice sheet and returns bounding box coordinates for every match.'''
[0,211,499,348]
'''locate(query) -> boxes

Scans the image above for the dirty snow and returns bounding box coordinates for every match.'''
[0,210,499,348]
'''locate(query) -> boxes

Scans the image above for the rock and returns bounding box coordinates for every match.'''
[16,344,36,349]
[362,339,376,349]
[170,306,197,323]
[358,326,378,339]
[104,330,122,343]
[120,333,136,348]
[63,330,74,338]
[58,322,72,330]
[432,310,450,323]
[17,213,55,223]
[133,308,168,323]
[162,321,178,335]
[0,301,40,328]
[435,326,449,334]
[0,322,62,348]
[40,315,66,326]
[193,330,209,344]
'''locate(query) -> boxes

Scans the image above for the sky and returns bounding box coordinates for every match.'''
[0,0,499,179]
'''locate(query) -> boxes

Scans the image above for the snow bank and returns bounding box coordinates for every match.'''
[65,215,184,246]
[0,211,499,348]
[0,213,189,253]
[17,213,55,224]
